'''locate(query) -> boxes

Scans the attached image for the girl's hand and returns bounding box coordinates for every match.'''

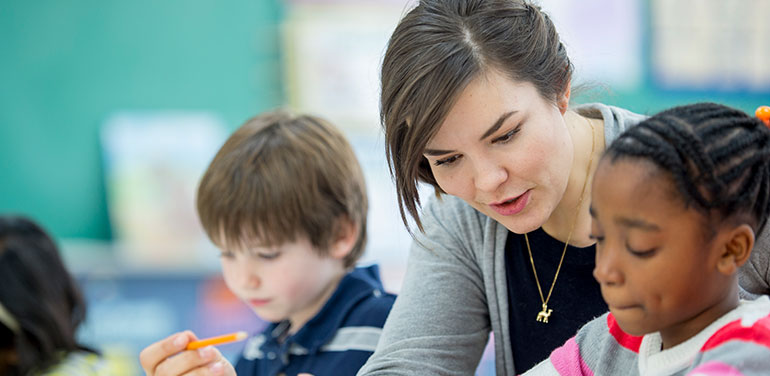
[139,331,236,376]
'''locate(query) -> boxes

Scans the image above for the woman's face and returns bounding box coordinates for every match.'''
[423,70,573,234]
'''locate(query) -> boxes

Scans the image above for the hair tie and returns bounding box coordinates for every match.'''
[0,301,21,335]
[757,106,770,128]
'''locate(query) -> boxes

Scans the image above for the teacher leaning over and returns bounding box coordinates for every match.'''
[357,0,770,375]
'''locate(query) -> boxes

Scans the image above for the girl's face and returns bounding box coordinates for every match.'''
[423,69,573,234]
[590,158,735,348]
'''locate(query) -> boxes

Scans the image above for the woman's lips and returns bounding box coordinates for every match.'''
[489,190,531,216]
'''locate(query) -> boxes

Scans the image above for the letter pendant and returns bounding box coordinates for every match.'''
[536,303,553,323]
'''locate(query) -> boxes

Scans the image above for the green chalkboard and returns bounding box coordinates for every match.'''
[0,1,285,239]
[2,1,767,242]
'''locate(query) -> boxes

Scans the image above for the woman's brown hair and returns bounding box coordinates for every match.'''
[381,0,572,231]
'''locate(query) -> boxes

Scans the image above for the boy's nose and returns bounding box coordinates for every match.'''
[235,262,261,289]
[243,273,261,289]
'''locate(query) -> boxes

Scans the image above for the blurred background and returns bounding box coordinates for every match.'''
[1,0,768,374]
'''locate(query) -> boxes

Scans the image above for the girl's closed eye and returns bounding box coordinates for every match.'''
[625,241,658,257]
[588,233,605,243]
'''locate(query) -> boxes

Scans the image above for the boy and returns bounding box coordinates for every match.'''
[140,110,395,376]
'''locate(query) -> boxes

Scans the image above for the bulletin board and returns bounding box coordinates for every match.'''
[649,0,770,93]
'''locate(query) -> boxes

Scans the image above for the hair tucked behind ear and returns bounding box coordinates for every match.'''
[605,102,770,232]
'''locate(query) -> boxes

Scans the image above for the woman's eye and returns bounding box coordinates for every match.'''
[434,154,461,166]
[219,251,235,259]
[492,126,521,144]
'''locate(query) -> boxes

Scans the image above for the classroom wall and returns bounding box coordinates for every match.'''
[0,0,285,240]
[2,1,767,374]
[1,0,767,243]
[569,0,769,116]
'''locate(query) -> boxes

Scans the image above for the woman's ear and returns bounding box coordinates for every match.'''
[329,217,357,260]
[557,82,572,115]
[716,224,755,275]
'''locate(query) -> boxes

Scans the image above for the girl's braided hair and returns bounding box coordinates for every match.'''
[605,102,770,232]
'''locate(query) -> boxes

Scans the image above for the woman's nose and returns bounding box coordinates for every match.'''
[473,158,507,193]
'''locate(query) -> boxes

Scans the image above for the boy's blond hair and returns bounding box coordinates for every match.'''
[197,110,367,268]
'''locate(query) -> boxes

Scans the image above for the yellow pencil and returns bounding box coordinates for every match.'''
[186,331,248,350]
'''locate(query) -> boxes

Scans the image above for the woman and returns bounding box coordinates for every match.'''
[358,1,770,374]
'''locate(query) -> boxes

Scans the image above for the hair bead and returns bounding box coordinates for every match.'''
[756,106,770,128]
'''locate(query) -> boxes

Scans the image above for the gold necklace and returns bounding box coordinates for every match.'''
[527,117,595,324]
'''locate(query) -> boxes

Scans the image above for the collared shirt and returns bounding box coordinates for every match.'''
[235,265,396,376]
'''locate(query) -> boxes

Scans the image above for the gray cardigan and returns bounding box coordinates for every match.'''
[358,103,770,375]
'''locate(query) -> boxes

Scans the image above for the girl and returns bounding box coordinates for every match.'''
[359,0,770,374]
[525,102,770,375]
[0,216,109,375]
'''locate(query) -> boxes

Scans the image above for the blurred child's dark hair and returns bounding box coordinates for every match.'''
[197,110,368,268]
[604,102,770,233]
[0,215,96,375]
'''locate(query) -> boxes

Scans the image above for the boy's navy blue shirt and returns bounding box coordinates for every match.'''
[234,264,396,376]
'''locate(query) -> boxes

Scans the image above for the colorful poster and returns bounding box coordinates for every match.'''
[101,111,226,269]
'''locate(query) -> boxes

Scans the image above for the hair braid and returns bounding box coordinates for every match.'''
[605,102,770,231]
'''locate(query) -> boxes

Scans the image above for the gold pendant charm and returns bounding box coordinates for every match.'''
[536,303,553,323]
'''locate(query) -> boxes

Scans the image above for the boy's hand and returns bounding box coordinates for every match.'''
[140,331,236,376]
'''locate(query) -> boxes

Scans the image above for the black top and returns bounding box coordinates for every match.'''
[505,227,607,372]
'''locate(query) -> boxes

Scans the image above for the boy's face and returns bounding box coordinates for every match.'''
[589,158,734,347]
[219,235,346,331]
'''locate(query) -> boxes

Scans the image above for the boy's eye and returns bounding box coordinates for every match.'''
[492,126,521,144]
[434,154,462,166]
[257,252,280,260]
[219,251,236,259]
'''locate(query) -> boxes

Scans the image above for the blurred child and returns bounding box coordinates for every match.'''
[524,103,770,375]
[0,215,108,375]
[139,110,396,375]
